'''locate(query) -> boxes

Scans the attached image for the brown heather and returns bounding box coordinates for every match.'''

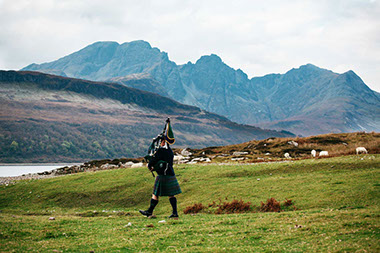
[283,198,293,207]
[215,199,252,214]
[184,198,297,214]
[260,197,281,212]
[183,203,205,214]
[184,199,252,214]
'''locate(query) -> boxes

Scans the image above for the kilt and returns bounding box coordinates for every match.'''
[153,175,182,196]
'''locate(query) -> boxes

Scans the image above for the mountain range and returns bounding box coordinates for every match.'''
[0,70,293,162]
[22,40,380,136]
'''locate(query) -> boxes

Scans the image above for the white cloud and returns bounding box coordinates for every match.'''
[0,0,379,91]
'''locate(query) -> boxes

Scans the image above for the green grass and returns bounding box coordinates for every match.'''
[1,155,379,252]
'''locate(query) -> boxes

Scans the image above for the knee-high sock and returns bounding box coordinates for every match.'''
[169,197,177,215]
[148,198,158,213]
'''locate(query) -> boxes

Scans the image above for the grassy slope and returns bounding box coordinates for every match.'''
[1,155,379,252]
[183,132,380,162]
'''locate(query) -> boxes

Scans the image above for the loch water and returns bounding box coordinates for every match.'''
[0,164,79,177]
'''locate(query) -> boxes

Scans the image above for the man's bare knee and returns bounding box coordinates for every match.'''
[152,194,159,200]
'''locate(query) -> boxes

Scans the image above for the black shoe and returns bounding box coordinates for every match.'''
[168,213,179,219]
[139,210,152,217]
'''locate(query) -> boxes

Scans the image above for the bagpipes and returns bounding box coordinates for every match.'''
[144,118,175,177]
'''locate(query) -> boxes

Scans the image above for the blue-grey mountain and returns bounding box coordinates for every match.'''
[22,40,380,136]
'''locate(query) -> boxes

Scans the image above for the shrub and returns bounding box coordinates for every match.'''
[259,198,297,212]
[183,203,205,214]
[185,198,296,215]
[260,197,281,212]
[282,198,298,211]
[215,199,252,214]
[283,198,293,207]
[208,201,217,207]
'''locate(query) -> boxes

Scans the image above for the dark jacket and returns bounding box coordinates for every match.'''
[148,146,175,176]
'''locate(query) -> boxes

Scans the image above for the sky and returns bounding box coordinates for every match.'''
[0,0,379,92]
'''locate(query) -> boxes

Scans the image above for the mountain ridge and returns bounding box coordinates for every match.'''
[21,40,380,136]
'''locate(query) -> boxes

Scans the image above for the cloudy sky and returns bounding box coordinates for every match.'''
[1,0,379,91]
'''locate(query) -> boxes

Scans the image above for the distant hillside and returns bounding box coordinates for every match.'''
[63,132,380,176]
[0,70,293,163]
[178,132,380,164]
[22,41,380,136]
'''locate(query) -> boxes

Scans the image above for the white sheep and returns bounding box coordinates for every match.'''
[131,162,143,168]
[319,151,329,157]
[124,161,134,167]
[284,153,291,159]
[356,147,368,154]
[311,150,317,157]
[288,141,299,147]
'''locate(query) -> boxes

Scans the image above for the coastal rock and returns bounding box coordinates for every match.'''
[181,148,192,156]
[232,151,248,156]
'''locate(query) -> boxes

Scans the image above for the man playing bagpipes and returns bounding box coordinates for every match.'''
[139,118,182,218]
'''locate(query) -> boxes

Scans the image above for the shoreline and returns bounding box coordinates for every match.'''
[0,164,82,185]
[0,163,82,178]
[0,163,81,166]
[0,173,68,186]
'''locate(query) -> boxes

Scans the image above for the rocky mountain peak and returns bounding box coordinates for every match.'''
[286,63,329,75]
[121,40,152,49]
[342,70,360,80]
[337,70,376,95]
[196,54,223,65]
[76,41,120,59]
[86,40,120,48]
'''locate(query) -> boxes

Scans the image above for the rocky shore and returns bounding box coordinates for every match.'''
[0,147,279,185]
[0,173,65,186]
[0,159,146,186]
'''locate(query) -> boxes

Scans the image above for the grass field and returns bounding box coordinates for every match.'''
[1,155,379,252]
